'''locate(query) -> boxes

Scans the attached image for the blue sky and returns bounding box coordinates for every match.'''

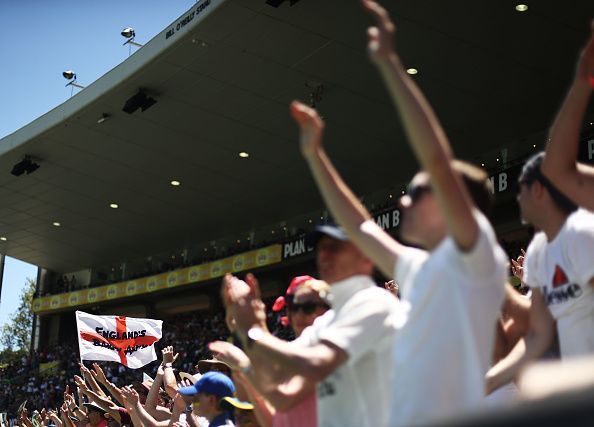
[0,0,194,339]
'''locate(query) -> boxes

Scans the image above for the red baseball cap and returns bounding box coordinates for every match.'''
[272,275,315,312]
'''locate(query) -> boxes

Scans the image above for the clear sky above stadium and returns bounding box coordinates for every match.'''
[0,0,195,341]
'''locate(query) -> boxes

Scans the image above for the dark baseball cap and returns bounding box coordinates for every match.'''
[306,222,349,247]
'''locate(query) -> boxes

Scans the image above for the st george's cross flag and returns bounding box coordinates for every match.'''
[76,311,162,369]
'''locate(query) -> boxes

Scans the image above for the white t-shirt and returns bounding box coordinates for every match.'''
[523,208,594,358]
[390,210,507,426]
[294,275,401,427]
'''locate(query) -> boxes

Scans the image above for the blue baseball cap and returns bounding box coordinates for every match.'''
[178,371,235,398]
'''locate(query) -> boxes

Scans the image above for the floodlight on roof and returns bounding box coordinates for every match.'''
[62,70,76,80]
[121,26,143,52]
[62,70,85,93]
[121,27,135,38]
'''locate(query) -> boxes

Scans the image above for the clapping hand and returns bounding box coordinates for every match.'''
[510,249,526,283]
[222,273,267,334]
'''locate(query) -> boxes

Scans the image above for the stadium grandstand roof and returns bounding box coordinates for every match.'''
[0,0,592,272]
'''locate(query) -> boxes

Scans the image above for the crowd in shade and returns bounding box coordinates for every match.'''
[3,1,594,426]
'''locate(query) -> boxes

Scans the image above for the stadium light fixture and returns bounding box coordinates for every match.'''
[0,237,7,241]
[170,180,181,186]
[515,4,528,12]
[266,0,302,7]
[109,203,119,209]
[11,155,40,177]
[62,70,85,89]
[122,90,157,114]
[97,113,110,124]
[406,68,418,75]
[239,152,250,158]
[121,27,143,52]
[53,222,61,227]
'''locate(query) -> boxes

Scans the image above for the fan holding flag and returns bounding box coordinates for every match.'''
[76,311,163,369]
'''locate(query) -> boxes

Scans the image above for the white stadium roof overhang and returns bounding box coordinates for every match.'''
[0,0,592,272]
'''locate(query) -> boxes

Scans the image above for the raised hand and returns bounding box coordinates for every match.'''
[91,363,108,384]
[19,412,33,427]
[222,273,267,333]
[361,0,397,64]
[47,410,62,427]
[73,375,88,392]
[120,386,140,409]
[222,274,252,306]
[79,362,94,382]
[289,101,324,159]
[60,403,70,417]
[510,249,526,283]
[384,280,399,296]
[39,409,48,424]
[63,384,70,402]
[64,393,76,412]
[576,20,594,85]
[161,346,179,365]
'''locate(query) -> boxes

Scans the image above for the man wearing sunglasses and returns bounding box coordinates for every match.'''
[216,223,401,427]
[289,1,508,425]
[486,152,594,393]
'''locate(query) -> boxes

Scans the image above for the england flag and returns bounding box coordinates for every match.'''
[76,311,163,369]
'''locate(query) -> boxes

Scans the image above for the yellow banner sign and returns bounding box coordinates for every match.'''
[32,245,282,314]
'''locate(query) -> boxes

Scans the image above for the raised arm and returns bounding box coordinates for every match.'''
[292,101,404,277]
[79,363,107,399]
[209,340,315,413]
[144,365,173,421]
[161,346,180,399]
[220,274,348,385]
[74,376,122,422]
[485,289,555,394]
[542,22,594,209]
[90,363,124,406]
[122,386,170,427]
[363,0,478,250]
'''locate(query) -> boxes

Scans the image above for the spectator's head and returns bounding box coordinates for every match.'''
[272,275,314,328]
[399,160,493,249]
[308,224,373,283]
[83,403,107,427]
[220,397,259,427]
[287,278,330,336]
[178,372,235,421]
[517,152,578,227]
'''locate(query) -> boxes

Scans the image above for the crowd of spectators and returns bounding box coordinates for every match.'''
[0,296,291,424]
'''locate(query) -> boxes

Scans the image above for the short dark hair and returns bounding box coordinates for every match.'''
[518,152,578,214]
[451,160,494,218]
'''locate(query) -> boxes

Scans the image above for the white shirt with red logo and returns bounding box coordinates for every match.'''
[524,208,594,358]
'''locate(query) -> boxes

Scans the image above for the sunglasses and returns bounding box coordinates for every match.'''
[287,301,329,315]
[406,183,432,203]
